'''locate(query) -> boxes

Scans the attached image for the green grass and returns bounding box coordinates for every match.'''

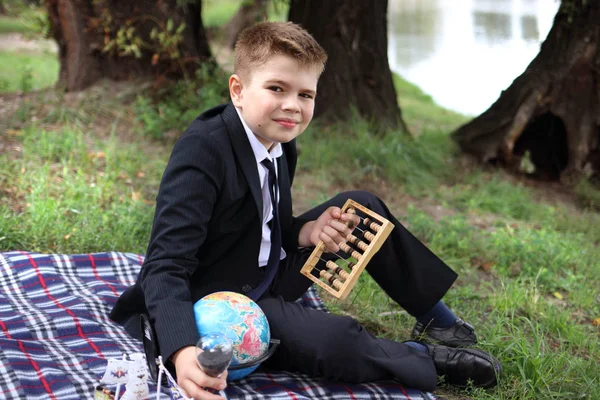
[0,4,47,34]
[0,15,31,33]
[0,123,167,253]
[298,116,459,195]
[0,50,58,92]
[203,0,288,27]
[203,0,242,27]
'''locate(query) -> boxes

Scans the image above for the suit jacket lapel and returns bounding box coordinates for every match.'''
[222,103,263,221]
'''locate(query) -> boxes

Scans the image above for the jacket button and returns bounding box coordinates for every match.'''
[241,284,252,293]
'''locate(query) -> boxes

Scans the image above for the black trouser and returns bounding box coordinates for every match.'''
[259,191,458,391]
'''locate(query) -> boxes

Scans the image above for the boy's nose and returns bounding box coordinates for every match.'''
[281,96,301,113]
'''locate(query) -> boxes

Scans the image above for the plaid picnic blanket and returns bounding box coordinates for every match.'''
[0,251,439,400]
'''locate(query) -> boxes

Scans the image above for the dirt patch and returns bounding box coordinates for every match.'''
[0,33,57,53]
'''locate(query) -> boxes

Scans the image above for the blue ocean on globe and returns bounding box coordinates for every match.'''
[194,291,271,381]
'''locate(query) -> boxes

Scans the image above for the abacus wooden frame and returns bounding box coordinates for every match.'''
[300,199,394,299]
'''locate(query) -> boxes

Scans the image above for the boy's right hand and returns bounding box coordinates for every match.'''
[172,346,228,400]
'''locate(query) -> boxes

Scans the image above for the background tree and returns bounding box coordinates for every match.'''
[288,0,407,132]
[44,0,213,91]
[0,1,6,15]
[224,0,268,49]
[452,0,600,182]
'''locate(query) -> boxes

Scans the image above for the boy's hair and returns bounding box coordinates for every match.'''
[234,22,327,79]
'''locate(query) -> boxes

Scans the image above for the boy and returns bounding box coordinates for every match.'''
[110,22,501,400]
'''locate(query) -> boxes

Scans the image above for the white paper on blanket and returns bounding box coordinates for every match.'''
[98,353,151,400]
[121,356,150,400]
[120,379,150,400]
[128,354,149,382]
[100,358,130,384]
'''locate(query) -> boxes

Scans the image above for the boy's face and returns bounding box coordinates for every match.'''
[230,54,320,150]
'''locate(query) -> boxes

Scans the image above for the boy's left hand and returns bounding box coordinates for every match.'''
[298,207,360,251]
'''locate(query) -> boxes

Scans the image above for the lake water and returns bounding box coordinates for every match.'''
[387,0,560,116]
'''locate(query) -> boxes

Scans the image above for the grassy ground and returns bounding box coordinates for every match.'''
[1,6,599,400]
[0,1,46,34]
[0,2,57,92]
[0,15,30,34]
[0,49,58,92]
[203,0,288,27]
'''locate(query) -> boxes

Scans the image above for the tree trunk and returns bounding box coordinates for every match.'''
[0,1,6,15]
[44,0,213,92]
[452,0,600,182]
[288,0,407,133]
[224,0,268,49]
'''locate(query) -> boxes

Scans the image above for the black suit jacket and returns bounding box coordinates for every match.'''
[110,103,310,360]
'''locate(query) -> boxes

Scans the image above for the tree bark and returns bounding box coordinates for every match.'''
[224,0,268,49]
[0,1,6,15]
[288,0,407,133]
[452,0,600,182]
[44,0,213,92]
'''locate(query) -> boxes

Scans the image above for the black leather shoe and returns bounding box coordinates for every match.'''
[425,343,502,389]
[412,318,477,347]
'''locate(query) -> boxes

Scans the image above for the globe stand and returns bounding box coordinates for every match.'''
[227,339,280,371]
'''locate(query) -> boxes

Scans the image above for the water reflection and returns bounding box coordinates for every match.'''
[388,0,559,116]
[520,15,539,42]
[473,12,512,45]
[387,0,441,69]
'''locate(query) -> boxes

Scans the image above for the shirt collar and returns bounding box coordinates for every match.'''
[235,107,283,164]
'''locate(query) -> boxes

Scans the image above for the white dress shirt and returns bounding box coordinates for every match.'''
[235,107,287,267]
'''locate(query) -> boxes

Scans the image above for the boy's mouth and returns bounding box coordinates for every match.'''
[273,118,299,129]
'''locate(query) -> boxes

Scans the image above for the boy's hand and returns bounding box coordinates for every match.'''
[298,206,360,252]
[172,346,228,400]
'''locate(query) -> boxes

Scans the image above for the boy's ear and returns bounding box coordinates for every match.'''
[229,74,243,107]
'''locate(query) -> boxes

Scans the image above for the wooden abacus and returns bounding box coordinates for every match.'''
[300,199,394,299]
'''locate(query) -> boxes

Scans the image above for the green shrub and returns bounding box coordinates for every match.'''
[133,64,229,139]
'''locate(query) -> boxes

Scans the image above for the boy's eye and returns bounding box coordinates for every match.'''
[300,93,314,99]
[268,86,282,92]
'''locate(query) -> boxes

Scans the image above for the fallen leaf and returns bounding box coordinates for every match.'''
[5,129,24,137]
[593,318,600,327]
[480,261,494,272]
[553,292,563,300]
[136,171,146,178]
[87,151,105,159]
[471,257,494,272]
[131,191,141,201]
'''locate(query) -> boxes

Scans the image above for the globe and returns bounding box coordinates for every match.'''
[193,291,271,381]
